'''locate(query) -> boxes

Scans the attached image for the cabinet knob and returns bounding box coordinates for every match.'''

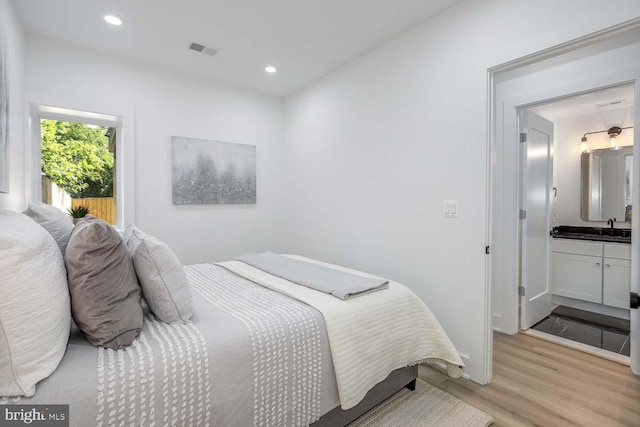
[605,264,611,268]
[595,262,601,267]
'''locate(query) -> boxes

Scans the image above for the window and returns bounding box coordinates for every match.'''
[29,103,132,228]
[40,119,117,224]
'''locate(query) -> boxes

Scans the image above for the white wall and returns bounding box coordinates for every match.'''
[25,35,287,264]
[0,0,25,210]
[283,0,640,383]
[554,108,634,227]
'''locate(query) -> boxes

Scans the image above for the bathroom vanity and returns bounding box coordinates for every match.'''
[551,227,630,318]
[547,143,633,320]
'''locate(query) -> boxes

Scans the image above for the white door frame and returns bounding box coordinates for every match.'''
[491,69,640,373]
[487,19,640,383]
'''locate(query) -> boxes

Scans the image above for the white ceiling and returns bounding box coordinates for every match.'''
[11,0,463,97]
[529,84,635,121]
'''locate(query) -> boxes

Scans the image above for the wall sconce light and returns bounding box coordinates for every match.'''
[581,135,589,152]
[581,125,633,152]
[608,126,622,150]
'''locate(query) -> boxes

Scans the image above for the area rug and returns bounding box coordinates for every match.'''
[349,379,494,426]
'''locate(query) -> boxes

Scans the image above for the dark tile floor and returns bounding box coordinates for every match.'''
[532,306,630,356]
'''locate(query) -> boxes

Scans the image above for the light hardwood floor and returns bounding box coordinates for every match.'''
[419,332,640,427]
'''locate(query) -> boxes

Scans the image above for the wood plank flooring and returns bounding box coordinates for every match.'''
[419,332,640,427]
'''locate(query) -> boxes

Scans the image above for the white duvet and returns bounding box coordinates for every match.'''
[218,255,464,410]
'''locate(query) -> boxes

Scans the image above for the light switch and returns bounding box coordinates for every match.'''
[443,200,458,218]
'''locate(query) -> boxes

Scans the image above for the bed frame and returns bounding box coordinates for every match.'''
[311,365,418,427]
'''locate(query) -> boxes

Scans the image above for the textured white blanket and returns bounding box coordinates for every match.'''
[218,255,464,410]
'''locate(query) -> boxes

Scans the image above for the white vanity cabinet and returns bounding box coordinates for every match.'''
[551,239,630,309]
[603,244,631,309]
[551,240,603,303]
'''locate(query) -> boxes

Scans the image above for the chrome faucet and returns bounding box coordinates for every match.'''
[607,218,616,230]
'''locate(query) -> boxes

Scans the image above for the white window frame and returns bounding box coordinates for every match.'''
[26,94,135,228]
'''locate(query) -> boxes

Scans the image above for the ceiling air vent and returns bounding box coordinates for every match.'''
[188,42,219,57]
[595,99,625,109]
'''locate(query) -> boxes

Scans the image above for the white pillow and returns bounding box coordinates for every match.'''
[0,211,71,397]
[123,225,193,324]
[23,203,74,255]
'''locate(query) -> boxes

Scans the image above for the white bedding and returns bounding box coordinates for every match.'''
[2,265,340,427]
[218,255,464,410]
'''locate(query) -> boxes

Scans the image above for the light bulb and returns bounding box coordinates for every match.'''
[610,136,617,149]
[104,15,122,26]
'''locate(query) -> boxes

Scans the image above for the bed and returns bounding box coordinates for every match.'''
[0,209,464,427]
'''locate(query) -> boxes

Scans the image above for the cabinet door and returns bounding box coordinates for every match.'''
[603,258,630,309]
[551,253,602,303]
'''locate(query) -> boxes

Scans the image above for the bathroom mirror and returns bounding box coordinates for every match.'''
[581,147,633,222]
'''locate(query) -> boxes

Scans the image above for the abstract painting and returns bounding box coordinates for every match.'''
[0,24,8,193]
[172,136,256,204]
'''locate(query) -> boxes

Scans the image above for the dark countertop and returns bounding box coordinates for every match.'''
[552,225,631,244]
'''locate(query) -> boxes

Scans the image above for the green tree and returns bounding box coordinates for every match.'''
[41,120,114,198]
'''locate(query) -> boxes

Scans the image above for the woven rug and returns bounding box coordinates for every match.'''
[349,379,494,426]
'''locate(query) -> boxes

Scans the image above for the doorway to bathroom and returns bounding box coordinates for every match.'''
[520,84,634,363]
[488,19,640,381]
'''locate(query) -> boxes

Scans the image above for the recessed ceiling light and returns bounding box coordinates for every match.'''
[104,15,122,26]
[265,66,277,73]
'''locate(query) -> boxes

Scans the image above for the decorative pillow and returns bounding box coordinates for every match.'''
[123,225,193,324]
[23,203,74,255]
[0,210,71,397]
[65,217,143,349]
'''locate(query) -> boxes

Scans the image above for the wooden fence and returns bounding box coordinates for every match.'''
[72,197,116,225]
[42,176,72,212]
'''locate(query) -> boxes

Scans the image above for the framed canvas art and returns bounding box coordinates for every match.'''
[0,24,8,193]
[172,136,256,205]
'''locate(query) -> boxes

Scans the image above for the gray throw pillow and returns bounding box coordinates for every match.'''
[23,203,74,255]
[66,217,143,349]
[123,225,193,324]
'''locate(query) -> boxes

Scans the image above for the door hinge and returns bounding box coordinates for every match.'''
[519,209,527,219]
[519,286,526,296]
[520,133,527,143]
[485,245,490,255]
